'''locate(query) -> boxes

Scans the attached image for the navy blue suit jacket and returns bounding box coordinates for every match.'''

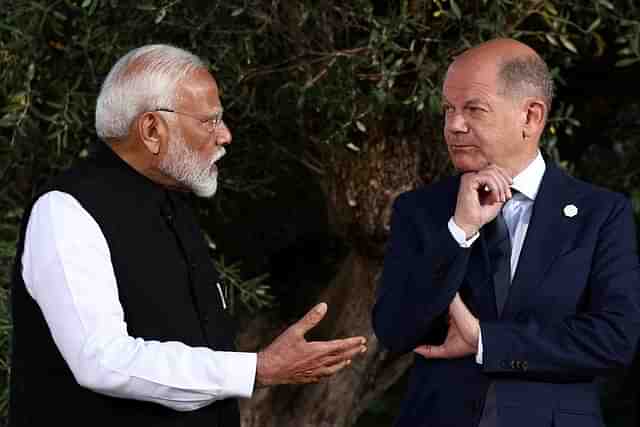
[373,163,640,427]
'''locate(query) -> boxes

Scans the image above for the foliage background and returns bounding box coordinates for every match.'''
[1,0,640,425]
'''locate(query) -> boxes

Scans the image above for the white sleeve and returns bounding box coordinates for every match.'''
[447,217,480,248]
[475,328,483,364]
[21,191,256,411]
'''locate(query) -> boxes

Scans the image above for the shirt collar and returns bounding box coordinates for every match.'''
[511,151,545,201]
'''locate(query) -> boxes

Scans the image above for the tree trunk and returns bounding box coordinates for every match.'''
[238,250,413,426]
[238,131,450,426]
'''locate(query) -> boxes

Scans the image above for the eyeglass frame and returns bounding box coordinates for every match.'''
[154,107,224,133]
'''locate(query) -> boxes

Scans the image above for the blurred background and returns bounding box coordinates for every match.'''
[1,0,639,425]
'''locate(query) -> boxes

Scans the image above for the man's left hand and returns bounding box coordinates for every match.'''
[414,293,480,359]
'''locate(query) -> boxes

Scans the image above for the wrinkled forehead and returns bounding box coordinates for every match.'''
[442,57,500,100]
[175,68,222,111]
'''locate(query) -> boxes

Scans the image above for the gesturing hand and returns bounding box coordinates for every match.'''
[256,303,367,386]
[414,294,480,360]
[454,164,513,238]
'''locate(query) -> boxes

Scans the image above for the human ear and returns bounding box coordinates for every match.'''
[137,112,168,155]
[522,99,546,139]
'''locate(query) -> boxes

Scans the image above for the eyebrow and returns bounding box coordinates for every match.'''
[464,98,489,106]
[440,97,489,108]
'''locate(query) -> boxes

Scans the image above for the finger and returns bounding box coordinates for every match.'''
[479,167,512,203]
[475,172,503,203]
[489,164,514,186]
[320,345,367,366]
[315,359,351,377]
[487,170,509,203]
[413,345,430,358]
[310,336,367,354]
[293,302,328,336]
[414,344,447,359]
[488,166,513,200]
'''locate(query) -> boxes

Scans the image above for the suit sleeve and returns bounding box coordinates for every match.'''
[481,196,640,379]
[372,192,473,354]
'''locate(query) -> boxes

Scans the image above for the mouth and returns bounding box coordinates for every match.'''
[448,144,476,152]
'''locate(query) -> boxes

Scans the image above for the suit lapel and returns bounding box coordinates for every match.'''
[501,164,580,319]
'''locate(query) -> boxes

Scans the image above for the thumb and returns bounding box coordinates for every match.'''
[414,344,445,359]
[295,302,327,335]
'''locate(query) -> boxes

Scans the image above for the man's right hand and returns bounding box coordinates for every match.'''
[453,164,513,238]
[255,303,367,386]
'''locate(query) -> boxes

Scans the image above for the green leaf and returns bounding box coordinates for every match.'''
[598,0,615,11]
[136,4,157,11]
[559,35,578,54]
[52,11,67,21]
[587,18,601,33]
[544,2,558,16]
[450,0,462,20]
[545,33,558,47]
[346,142,361,152]
[231,8,244,17]
[155,8,167,24]
[615,57,640,67]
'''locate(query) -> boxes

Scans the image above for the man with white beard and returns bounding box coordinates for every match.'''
[8,44,367,427]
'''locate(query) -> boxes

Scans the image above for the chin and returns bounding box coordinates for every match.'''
[192,178,218,198]
[451,156,488,173]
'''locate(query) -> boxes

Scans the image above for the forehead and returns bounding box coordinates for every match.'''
[442,59,500,103]
[176,68,221,110]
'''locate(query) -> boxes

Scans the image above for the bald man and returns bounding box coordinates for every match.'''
[373,38,640,427]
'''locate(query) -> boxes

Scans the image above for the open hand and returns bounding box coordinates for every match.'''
[256,303,367,386]
[414,294,480,360]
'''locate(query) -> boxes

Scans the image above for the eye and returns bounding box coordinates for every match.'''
[466,105,485,113]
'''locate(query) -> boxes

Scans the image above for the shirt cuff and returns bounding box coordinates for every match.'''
[216,351,257,399]
[448,217,480,248]
[475,327,483,364]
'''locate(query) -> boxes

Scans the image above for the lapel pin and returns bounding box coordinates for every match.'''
[563,204,578,218]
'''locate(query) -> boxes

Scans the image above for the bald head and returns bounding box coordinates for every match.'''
[442,38,552,175]
[450,38,554,118]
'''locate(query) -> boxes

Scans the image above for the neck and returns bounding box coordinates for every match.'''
[508,152,539,178]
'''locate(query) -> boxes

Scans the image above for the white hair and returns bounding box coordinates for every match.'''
[95,44,205,140]
[158,121,221,198]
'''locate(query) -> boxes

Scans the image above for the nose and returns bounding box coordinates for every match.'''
[215,120,232,146]
[445,111,468,134]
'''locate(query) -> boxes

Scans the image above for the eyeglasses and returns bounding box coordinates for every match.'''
[155,108,224,133]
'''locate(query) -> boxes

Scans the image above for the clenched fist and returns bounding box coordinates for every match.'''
[453,164,513,238]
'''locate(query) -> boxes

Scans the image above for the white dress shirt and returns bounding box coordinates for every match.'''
[447,152,546,363]
[21,191,256,411]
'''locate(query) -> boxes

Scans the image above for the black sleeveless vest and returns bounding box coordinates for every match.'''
[9,143,241,426]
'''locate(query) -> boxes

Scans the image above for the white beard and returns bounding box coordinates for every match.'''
[159,129,223,198]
